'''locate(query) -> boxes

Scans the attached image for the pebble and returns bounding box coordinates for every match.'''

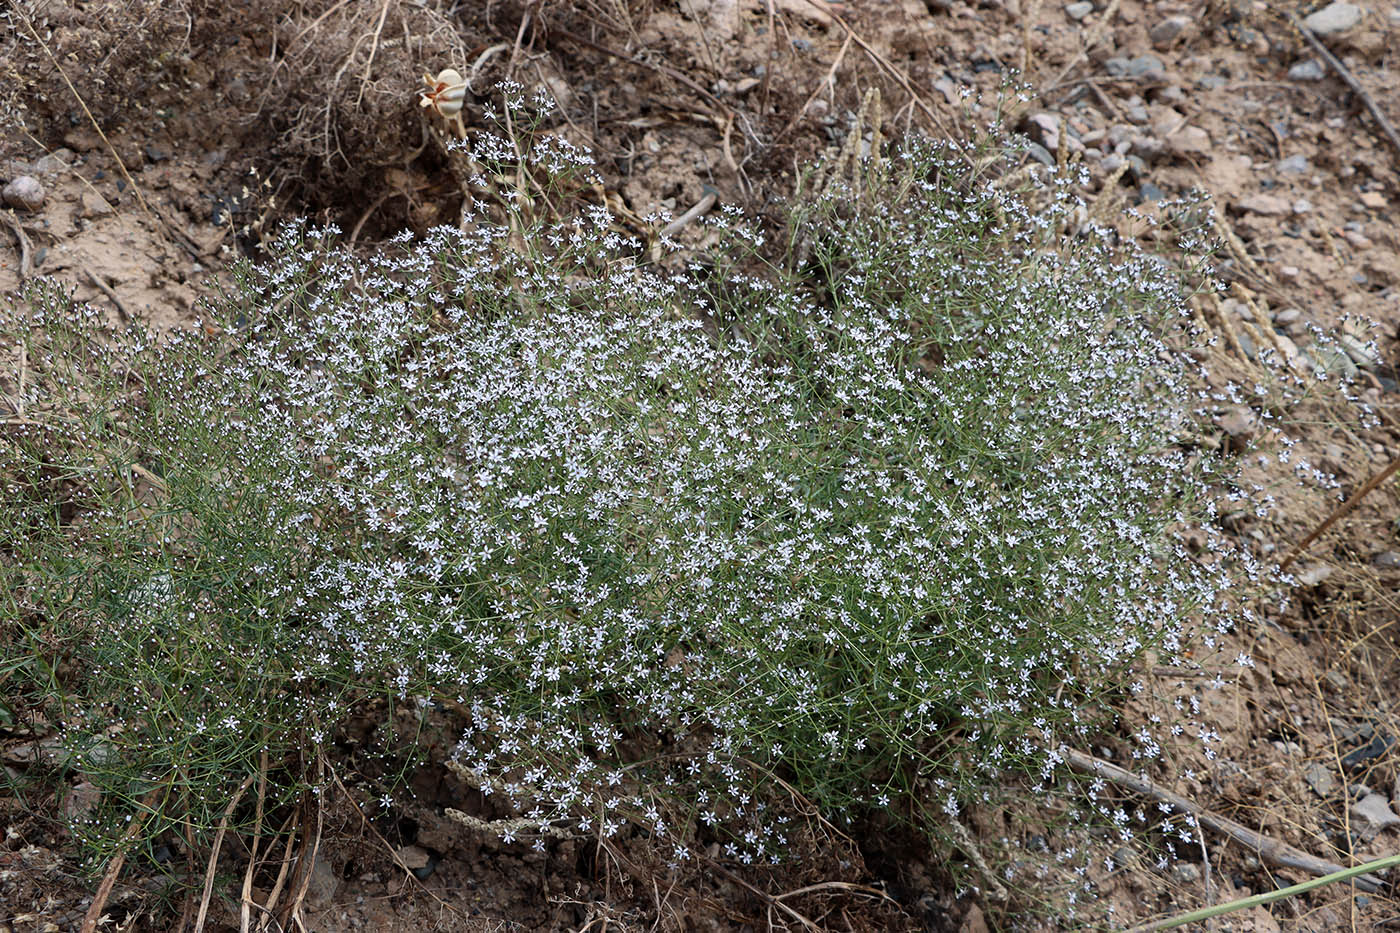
[81,189,114,217]
[1373,551,1400,569]
[1277,154,1311,174]
[1343,229,1374,249]
[1065,1,1093,19]
[1292,198,1312,214]
[1238,193,1290,215]
[32,150,74,176]
[1024,112,1062,151]
[1273,308,1301,324]
[2,175,45,211]
[1337,333,1380,367]
[1165,125,1211,155]
[1139,181,1165,202]
[1313,346,1358,377]
[1303,1,1363,34]
[1026,142,1055,167]
[1149,15,1193,48]
[1305,763,1338,798]
[1288,59,1327,81]
[1127,54,1166,79]
[1171,862,1201,884]
[1343,733,1396,769]
[1198,74,1228,90]
[1351,793,1400,831]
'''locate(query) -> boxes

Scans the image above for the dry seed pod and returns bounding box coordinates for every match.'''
[420,68,468,137]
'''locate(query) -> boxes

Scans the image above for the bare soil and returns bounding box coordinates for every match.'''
[2,0,1400,929]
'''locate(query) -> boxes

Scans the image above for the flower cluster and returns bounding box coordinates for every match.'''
[5,125,1232,874]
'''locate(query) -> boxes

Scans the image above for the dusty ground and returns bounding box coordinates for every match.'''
[3,0,1400,929]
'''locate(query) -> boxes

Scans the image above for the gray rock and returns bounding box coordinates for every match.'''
[1273,307,1302,324]
[1065,1,1094,19]
[1139,181,1165,202]
[1305,763,1338,798]
[1303,1,1363,34]
[2,175,45,211]
[1127,55,1166,79]
[1238,193,1291,215]
[1198,74,1228,90]
[1313,345,1358,378]
[1026,142,1055,167]
[1372,551,1400,570]
[1277,154,1311,174]
[1337,333,1380,368]
[1171,862,1201,883]
[1150,15,1193,48]
[1293,198,1312,214]
[1288,59,1327,81]
[32,149,74,175]
[1024,112,1062,151]
[1351,793,1400,832]
[1216,405,1257,451]
[1105,56,1132,77]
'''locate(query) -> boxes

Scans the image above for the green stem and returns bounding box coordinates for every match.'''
[1134,852,1400,932]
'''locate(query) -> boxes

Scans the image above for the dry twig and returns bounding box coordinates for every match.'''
[2,210,34,281]
[193,773,258,932]
[85,268,131,322]
[1290,14,1400,163]
[1063,747,1385,891]
[1279,452,1400,572]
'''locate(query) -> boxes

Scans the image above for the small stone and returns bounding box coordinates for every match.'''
[1171,861,1201,883]
[1277,154,1311,174]
[1372,551,1400,569]
[1198,74,1228,90]
[1288,59,1327,81]
[1360,191,1388,209]
[304,853,339,908]
[1150,14,1193,48]
[1024,112,1062,151]
[1297,564,1333,586]
[144,143,170,162]
[63,781,102,821]
[1337,334,1380,368]
[1313,345,1358,378]
[1025,142,1055,167]
[1274,308,1301,324]
[32,149,74,175]
[1279,265,1300,279]
[1126,106,1151,125]
[1165,126,1211,155]
[1216,406,1257,451]
[1303,1,1363,35]
[1293,199,1312,214]
[2,175,45,211]
[80,189,114,217]
[1139,181,1165,202]
[1127,54,1166,79]
[1351,793,1400,831]
[1238,193,1290,215]
[396,845,431,870]
[1065,1,1093,18]
[1343,733,1396,769]
[1104,56,1132,77]
[1305,763,1338,798]
[1343,229,1373,249]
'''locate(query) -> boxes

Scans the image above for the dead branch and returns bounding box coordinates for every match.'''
[1062,747,1385,892]
[1290,14,1400,164]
